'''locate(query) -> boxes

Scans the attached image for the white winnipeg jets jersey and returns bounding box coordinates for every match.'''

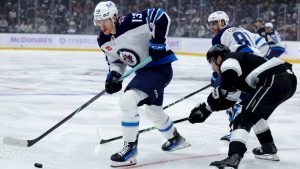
[98,8,176,74]
[212,27,269,57]
[265,31,284,48]
[101,24,152,73]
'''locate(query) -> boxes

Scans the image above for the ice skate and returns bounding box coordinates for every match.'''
[210,153,242,169]
[252,143,280,161]
[220,133,231,142]
[161,129,191,152]
[111,141,138,167]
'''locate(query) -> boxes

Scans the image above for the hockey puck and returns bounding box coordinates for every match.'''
[34,163,43,168]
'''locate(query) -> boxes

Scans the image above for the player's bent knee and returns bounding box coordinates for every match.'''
[119,89,148,111]
[232,114,252,132]
[119,90,139,111]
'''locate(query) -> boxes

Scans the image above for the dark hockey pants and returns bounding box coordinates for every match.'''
[229,70,297,156]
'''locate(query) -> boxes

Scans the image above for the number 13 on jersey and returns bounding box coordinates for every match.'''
[132,13,143,22]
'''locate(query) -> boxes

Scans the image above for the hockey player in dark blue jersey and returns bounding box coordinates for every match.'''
[93,1,190,167]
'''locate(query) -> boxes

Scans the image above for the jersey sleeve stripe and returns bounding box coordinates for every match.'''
[147,8,154,22]
[164,13,171,38]
[236,45,254,53]
[147,8,154,31]
[271,47,285,51]
[150,8,158,23]
[255,37,263,45]
[154,8,164,23]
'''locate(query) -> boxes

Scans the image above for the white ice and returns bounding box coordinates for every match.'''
[0,50,299,169]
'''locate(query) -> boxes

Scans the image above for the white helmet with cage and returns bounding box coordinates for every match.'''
[93,1,118,25]
[207,11,229,29]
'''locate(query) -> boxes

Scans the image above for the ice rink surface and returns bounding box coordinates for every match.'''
[0,50,299,169]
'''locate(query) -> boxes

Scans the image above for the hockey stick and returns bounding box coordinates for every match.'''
[3,56,153,147]
[99,83,211,144]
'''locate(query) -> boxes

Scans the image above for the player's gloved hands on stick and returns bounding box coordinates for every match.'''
[148,38,167,61]
[105,71,122,94]
[207,86,237,111]
[188,103,212,123]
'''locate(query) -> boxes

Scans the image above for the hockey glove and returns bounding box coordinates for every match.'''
[207,86,236,111]
[148,38,167,61]
[105,71,122,94]
[188,103,212,124]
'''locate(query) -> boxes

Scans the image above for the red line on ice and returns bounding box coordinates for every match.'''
[124,148,300,168]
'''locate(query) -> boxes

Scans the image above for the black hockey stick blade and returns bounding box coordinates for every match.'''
[3,89,106,147]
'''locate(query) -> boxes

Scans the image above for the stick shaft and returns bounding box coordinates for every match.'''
[99,84,211,144]
[4,56,153,147]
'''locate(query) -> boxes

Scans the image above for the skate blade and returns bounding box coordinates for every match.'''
[167,141,191,152]
[254,153,280,161]
[111,157,137,168]
[209,166,236,169]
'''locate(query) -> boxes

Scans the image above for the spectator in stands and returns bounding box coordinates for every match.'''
[0,0,298,41]
[255,18,267,40]
[0,15,8,32]
[37,20,48,34]
[67,20,77,34]
[197,25,206,38]
[8,8,17,25]
[174,26,185,37]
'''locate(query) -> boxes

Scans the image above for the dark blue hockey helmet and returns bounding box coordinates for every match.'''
[206,44,231,64]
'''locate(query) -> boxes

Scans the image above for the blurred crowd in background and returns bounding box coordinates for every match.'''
[0,0,299,40]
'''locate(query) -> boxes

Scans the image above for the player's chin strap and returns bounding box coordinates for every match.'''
[110,15,118,35]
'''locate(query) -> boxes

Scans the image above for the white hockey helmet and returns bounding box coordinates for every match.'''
[207,11,229,29]
[93,1,118,25]
[265,22,273,28]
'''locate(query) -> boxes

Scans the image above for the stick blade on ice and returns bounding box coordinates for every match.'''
[3,137,28,147]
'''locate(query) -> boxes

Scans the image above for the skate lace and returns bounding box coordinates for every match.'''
[166,138,176,146]
[118,143,131,156]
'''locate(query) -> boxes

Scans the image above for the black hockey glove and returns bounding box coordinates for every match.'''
[105,71,122,94]
[148,38,167,61]
[207,86,236,111]
[188,103,212,124]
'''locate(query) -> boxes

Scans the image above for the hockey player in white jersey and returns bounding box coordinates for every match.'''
[207,11,270,142]
[93,1,190,167]
[208,11,269,56]
[264,22,286,59]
